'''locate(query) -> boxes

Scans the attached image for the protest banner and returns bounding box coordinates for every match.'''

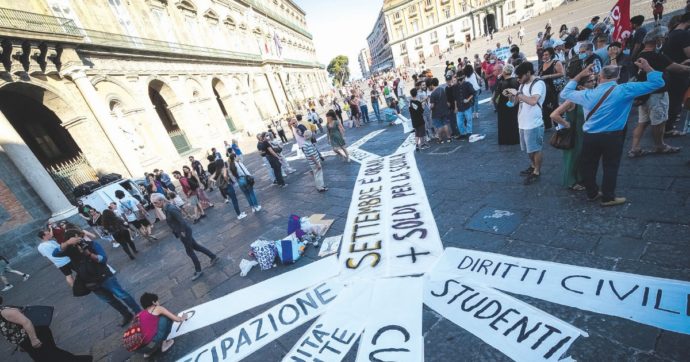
[355,277,424,362]
[178,280,344,362]
[282,281,374,362]
[168,255,340,339]
[395,133,416,154]
[493,46,511,62]
[429,248,690,335]
[424,277,587,362]
[338,152,444,280]
[348,129,386,149]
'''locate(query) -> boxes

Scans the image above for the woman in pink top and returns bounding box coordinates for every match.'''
[138,292,189,357]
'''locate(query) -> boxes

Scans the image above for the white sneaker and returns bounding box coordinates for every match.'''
[237,212,247,220]
[112,242,120,248]
[1,284,13,292]
[224,199,230,204]
[255,205,262,212]
[22,274,30,281]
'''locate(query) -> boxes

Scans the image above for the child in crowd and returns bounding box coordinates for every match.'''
[409,88,429,151]
[0,255,30,291]
[301,130,327,192]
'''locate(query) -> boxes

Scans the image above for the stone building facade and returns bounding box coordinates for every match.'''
[381,0,564,67]
[367,9,394,74]
[0,0,329,258]
[357,47,371,79]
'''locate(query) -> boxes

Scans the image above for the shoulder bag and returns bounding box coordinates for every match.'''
[549,85,616,150]
[238,162,255,186]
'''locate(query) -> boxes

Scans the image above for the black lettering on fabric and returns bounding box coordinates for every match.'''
[267,312,278,332]
[457,256,474,270]
[430,279,461,297]
[193,348,208,362]
[520,266,537,282]
[492,262,503,276]
[392,220,424,229]
[332,327,357,345]
[503,317,542,343]
[642,287,650,307]
[320,340,341,355]
[595,279,604,296]
[460,293,488,312]
[392,228,427,240]
[530,324,562,350]
[358,176,382,185]
[371,325,411,345]
[608,281,639,301]
[543,336,572,359]
[489,308,520,331]
[314,283,337,304]
[473,300,503,319]
[278,304,300,325]
[250,318,268,342]
[654,289,681,315]
[561,275,591,295]
[447,285,475,304]
[312,324,330,344]
[536,270,547,285]
[477,259,494,275]
[220,337,234,359]
[176,310,195,332]
[501,263,518,278]
[235,327,251,353]
[396,247,431,263]
[296,293,319,315]
[369,348,411,362]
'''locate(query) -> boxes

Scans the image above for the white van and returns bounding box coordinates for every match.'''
[78,179,149,213]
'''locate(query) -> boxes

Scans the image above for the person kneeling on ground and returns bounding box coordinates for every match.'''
[136,292,189,358]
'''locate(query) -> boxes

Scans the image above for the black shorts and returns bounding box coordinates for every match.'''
[130,218,150,229]
[58,264,72,276]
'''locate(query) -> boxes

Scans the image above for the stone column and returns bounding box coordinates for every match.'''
[61,67,144,178]
[0,110,77,221]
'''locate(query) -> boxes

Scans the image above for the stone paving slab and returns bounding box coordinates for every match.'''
[1,92,690,361]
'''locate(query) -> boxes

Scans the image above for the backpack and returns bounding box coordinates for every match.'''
[187,175,199,190]
[519,79,545,109]
[122,314,145,352]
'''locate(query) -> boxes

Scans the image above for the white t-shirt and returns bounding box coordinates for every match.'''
[38,240,71,268]
[466,73,480,91]
[517,79,545,130]
[118,199,140,222]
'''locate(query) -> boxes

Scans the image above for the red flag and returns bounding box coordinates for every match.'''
[610,0,632,46]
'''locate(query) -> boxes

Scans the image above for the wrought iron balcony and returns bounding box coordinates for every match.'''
[0,7,324,69]
[0,7,83,37]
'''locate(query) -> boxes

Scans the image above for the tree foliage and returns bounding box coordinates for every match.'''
[327,55,350,86]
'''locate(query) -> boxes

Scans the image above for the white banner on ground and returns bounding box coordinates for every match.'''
[348,148,380,164]
[429,248,690,335]
[398,114,414,134]
[282,281,374,362]
[178,280,344,362]
[395,133,416,154]
[348,129,386,149]
[168,255,340,339]
[338,152,444,280]
[355,277,424,362]
[424,277,587,362]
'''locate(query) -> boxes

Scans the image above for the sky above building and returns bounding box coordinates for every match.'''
[297,0,382,80]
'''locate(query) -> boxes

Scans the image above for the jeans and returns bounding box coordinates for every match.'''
[277,130,288,143]
[225,184,241,215]
[472,90,480,114]
[152,316,173,343]
[238,177,259,207]
[268,156,285,185]
[372,102,381,121]
[93,276,141,318]
[360,105,370,123]
[456,108,473,135]
[180,229,216,272]
[579,131,625,202]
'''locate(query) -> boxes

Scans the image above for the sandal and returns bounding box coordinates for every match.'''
[664,130,685,138]
[627,149,651,158]
[654,145,681,154]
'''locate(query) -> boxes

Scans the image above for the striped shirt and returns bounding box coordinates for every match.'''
[301,143,320,168]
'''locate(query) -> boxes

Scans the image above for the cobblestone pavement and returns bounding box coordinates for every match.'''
[2,87,689,361]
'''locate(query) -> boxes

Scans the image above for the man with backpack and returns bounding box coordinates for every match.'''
[503,62,546,185]
[115,190,156,241]
[52,231,141,326]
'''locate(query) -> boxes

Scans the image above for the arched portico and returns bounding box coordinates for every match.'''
[148,79,192,155]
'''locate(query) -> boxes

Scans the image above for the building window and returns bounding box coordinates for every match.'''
[411,20,419,33]
[107,0,141,45]
[461,18,470,30]
[427,14,435,25]
[401,43,407,53]
[446,24,454,34]
[461,1,468,12]
[507,0,516,12]
[430,31,438,41]
[426,0,433,6]
[444,7,451,19]
[525,0,534,8]
[415,37,422,46]
[151,8,177,46]
[394,11,401,19]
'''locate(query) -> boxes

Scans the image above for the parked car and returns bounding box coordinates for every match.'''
[74,178,150,212]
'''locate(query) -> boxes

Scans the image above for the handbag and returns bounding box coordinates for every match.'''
[238,163,255,186]
[549,127,575,149]
[22,306,54,327]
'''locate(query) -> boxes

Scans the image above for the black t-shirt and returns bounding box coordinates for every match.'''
[408,100,425,128]
[257,141,267,157]
[662,29,690,64]
[628,27,648,52]
[452,81,475,112]
[637,50,672,92]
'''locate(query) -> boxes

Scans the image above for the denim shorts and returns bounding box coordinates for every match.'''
[519,125,544,153]
[432,117,449,129]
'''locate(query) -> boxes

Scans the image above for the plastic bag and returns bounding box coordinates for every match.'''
[239,259,258,277]
[251,239,277,270]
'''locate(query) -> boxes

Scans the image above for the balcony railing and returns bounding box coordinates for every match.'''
[0,7,83,37]
[0,7,324,68]
[242,0,312,39]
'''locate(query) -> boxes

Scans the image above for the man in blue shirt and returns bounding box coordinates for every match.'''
[561,59,664,206]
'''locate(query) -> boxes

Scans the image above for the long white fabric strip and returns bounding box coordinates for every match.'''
[424,277,587,362]
[281,280,375,362]
[177,280,344,362]
[168,255,340,339]
[355,277,425,362]
[428,248,690,335]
